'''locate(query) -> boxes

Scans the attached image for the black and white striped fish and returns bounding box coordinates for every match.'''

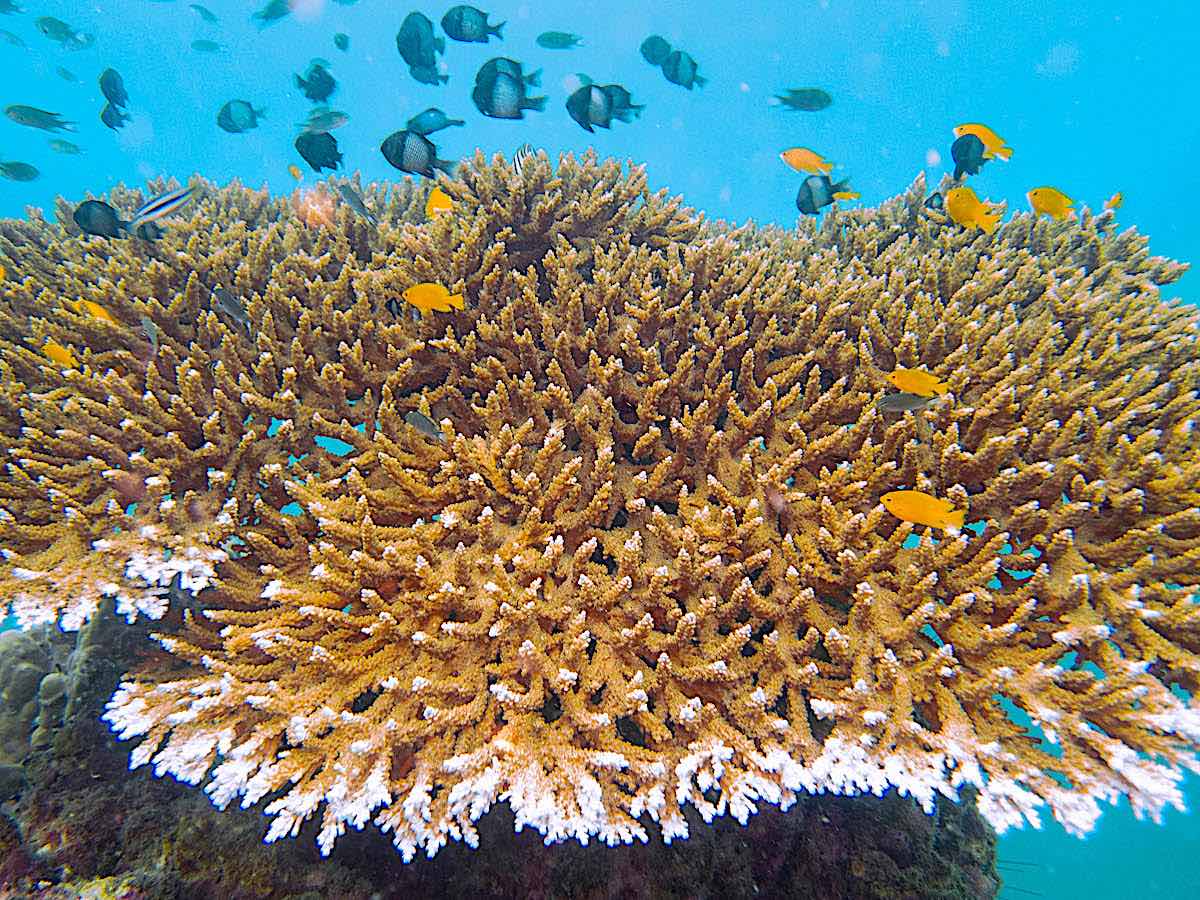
[129,185,195,229]
[513,142,536,176]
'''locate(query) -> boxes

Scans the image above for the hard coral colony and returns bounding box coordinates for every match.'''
[0,154,1198,864]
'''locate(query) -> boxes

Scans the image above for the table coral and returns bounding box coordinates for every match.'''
[0,154,1197,860]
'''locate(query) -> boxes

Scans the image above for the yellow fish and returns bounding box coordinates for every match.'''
[425,187,453,217]
[779,147,833,175]
[945,186,1002,235]
[952,123,1012,161]
[288,164,303,181]
[67,299,118,324]
[402,282,464,315]
[0,262,6,281]
[881,490,966,530]
[832,190,860,201]
[41,339,78,367]
[886,368,949,398]
[1027,186,1075,222]
[1104,191,1123,211]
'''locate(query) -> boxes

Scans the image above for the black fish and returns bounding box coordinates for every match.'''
[73,200,126,237]
[99,68,128,108]
[217,100,265,133]
[0,161,38,181]
[662,50,706,89]
[296,62,337,103]
[252,0,289,28]
[380,130,454,178]
[396,11,443,70]
[406,107,465,135]
[334,33,349,51]
[294,132,343,173]
[441,5,503,43]
[100,102,130,130]
[565,82,643,133]
[471,58,545,120]
[640,35,671,66]
[133,221,164,241]
[796,175,853,215]
[409,63,448,85]
[774,88,832,111]
[924,192,944,211]
[951,133,988,180]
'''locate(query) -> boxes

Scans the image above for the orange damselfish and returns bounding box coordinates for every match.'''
[779,147,833,175]
[886,368,949,398]
[945,186,1002,235]
[402,282,464,315]
[881,490,965,530]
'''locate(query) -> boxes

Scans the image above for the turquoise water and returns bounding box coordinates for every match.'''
[2,1,1198,897]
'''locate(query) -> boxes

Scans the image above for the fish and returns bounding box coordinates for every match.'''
[640,35,671,66]
[471,58,546,119]
[298,107,349,134]
[513,142,536,176]
[0,161,38,181]
[565,82,643,132]
[832,190,860,201]
[772,88,832,111]
[441,5,504,43]
[795,175,854,215]
[944,186,1002,235]
[881,490,965,531]
[191,39,221,52]
[252,0,290,28]
[67,299,118,324]
[876,392,942,414]
[334,33,350,51]
[41,340,78,368]
[36,16,93,50]
[425,186,453,217]
[1027,186,1075,222]
[140,315,159,352]
[0,1,22,14]
[189,4,217,24]
[950,133,987,180]
[1104,192,1123,211]
[334,181,378,225]
[0,29,24,48]
[396,11,444,70]
[537,31,582,49]
[780,147,833,175]
[288,164,303,181]
[885,369,949,398]
[662,50,706,89]
[953,123,1011,161]
[55,66,77,82]
[133,221,164,241]
[380,130,454,178]
[0,262,4,280]
[402,283,464,315]
[405,410,445,442]
[406,107,465,135]
[923,192,944,211]
[72,200,126,237]
[409,63,448,86]
[5,105,75,132]
[296,62,337,103]
[100,102,131,131]
[294,132,343,173]
[212,287,252,335]
[99,69,129,109]
[130,186,195,229]
[217,100,265,133]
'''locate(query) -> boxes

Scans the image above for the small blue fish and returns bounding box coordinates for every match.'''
[130,186,195,229]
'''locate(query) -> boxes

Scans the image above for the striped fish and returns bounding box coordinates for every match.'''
[513,142,536,176]
[129,185,195,229]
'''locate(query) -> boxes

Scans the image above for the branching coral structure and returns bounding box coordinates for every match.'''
[0,153,1197,861]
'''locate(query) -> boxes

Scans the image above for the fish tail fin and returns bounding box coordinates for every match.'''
[526,68,542,87]
[832,178,853,195]
[947,508,966,530]
[448,118,466,128]
[996,145,1013,161]
[694,73,708,88]
[294,74,306,89]
[449,293,465,310]
[435,36,445,55]
[524,94,548,112]
[981,209,1001,235]
[491,21,506,38]
[434,159,456,176]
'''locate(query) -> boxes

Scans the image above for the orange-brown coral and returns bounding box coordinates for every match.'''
[1,154,1198,859]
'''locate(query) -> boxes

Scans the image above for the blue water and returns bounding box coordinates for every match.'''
[2,1,1198,896]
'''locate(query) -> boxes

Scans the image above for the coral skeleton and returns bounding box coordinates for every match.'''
[1,154,1198,859]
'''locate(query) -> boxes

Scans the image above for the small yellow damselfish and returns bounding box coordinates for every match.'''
[41,339,78,367]
[1027,186,1075,222]
[945,186,1002,235]
[425,187,453,217]
[881,490,966,530]
[402,282,464,315]
[886,368,949,398]
[67,299,118,324]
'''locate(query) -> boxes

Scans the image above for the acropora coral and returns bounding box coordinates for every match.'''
[0,153,1197,862]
